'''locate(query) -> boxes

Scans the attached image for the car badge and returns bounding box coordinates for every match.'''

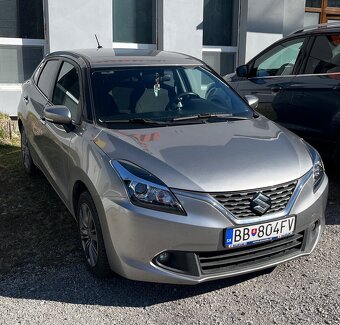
[250,193,271,215]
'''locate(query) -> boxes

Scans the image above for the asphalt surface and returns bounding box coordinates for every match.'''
[0,181,339,325]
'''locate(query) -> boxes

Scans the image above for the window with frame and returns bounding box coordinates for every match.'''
[37,60,60,98]
[0,0,44,83]
[52,62,81,122]
[112,0,156,45]
[0,0,44,39]
[0,45,43,83]
[304,34,340,73]
[250,38,305,77]
[202,0,239,76]
[304,0,340,26]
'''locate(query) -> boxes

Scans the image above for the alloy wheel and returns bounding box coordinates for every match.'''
[79,202,99,267]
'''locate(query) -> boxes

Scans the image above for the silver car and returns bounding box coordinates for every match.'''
[18,49,328,284]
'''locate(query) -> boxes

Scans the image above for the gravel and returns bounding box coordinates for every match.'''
[0,181,339,325]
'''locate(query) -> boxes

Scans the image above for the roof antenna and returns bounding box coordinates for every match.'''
[95,34,103,49]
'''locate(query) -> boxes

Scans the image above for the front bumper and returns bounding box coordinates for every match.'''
[100,170,328,284]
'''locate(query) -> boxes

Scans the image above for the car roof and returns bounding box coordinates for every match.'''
[47,49,204,68]
[290,22,340,37]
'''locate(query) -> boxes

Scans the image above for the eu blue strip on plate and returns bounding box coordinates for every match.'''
[225,228,234,245]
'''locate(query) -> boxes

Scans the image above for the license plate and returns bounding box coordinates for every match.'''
[225,216,296,248]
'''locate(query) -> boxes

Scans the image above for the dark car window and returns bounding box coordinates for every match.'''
[37,60,60,98]
[52,61,81,122]
[33,61,45,84]
[91,66,252,125]
[250,38,305,77]
[304,34,340,74]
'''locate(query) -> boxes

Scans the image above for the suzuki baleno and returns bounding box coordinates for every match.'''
[17,49,328,284]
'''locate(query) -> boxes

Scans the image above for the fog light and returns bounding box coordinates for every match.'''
[158,252,170,263]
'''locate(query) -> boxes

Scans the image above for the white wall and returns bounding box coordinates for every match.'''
[240,0,304,63]
[0,85,21,117]
[46,0,112,53]
[158,0,203,59]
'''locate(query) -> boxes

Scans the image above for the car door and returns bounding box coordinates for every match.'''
[25,59,61,171]
[235,37,307,122]
[287,33,340,155]
[40,60,83,204]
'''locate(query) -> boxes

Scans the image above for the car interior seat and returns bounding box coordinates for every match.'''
[130,72,173,114]
[92,73,119,120]
[307,36,334,74]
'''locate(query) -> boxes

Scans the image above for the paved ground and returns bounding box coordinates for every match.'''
[0,173,339,324]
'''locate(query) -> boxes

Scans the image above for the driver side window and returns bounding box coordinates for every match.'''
[250,38,305,77]
[52,61,81,122]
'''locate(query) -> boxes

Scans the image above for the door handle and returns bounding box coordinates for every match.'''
[23,96,29,104]
[271,86,283,93]
[39,116,46,125]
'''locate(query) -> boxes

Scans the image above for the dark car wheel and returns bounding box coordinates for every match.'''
[20,126,37,175]
[77,191,112,278]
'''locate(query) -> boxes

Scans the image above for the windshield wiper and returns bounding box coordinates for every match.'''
[172,113,249,122]
[99,118,169,125]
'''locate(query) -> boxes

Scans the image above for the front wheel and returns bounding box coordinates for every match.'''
[77,191,112,277]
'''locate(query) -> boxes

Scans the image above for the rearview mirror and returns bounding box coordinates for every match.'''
[244,95,259,110]
[236,64,249,78]
[44,105,72,125]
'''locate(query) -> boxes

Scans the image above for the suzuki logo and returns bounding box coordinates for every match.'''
[250,193,271,215]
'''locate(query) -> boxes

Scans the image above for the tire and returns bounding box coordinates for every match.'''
[20,126,37,175]
[77,191,112,278]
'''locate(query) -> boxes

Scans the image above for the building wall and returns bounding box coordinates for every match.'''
[159,0,204,59]
[0,0,307,116]
[241,0,304,63]
[46,0,113,52]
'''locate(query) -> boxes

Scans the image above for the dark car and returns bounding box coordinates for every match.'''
[226,23,340,163]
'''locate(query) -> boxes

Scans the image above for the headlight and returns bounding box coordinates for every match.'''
[304,141,325,192]
[110,160,186,215]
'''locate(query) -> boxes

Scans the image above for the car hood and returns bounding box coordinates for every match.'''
[94,117,312,192]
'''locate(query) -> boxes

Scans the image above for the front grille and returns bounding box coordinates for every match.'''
[211,180,297,218]
[198,232,304,275]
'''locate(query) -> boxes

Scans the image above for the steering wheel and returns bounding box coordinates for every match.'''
[166,92,200,111]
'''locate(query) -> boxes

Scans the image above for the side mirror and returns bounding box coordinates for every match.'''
[44,105,72,125]
[236,64,250,78]
[244,95,259,110]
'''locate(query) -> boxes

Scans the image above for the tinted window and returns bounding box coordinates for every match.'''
[203,0,235,46]
[37,60,60,98]
[33,61,44,84]
[0,0,44,39]
[251,38,304,77]
[304,34,340,74]
[91,66,252,126]
[52,62,81,122]
[112,0,156,44]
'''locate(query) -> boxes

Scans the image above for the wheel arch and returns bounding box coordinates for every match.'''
[72,180,89,219]
[18,118,23,133]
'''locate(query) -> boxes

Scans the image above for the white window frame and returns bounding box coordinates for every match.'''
[0,38,47,87]
[112,42,156,50]
[0,37,46,47]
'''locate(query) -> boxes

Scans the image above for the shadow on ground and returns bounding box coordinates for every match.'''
[0,143,339,307]
[0,262,270,307]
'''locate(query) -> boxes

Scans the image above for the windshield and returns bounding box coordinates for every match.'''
[91,66,252,126]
